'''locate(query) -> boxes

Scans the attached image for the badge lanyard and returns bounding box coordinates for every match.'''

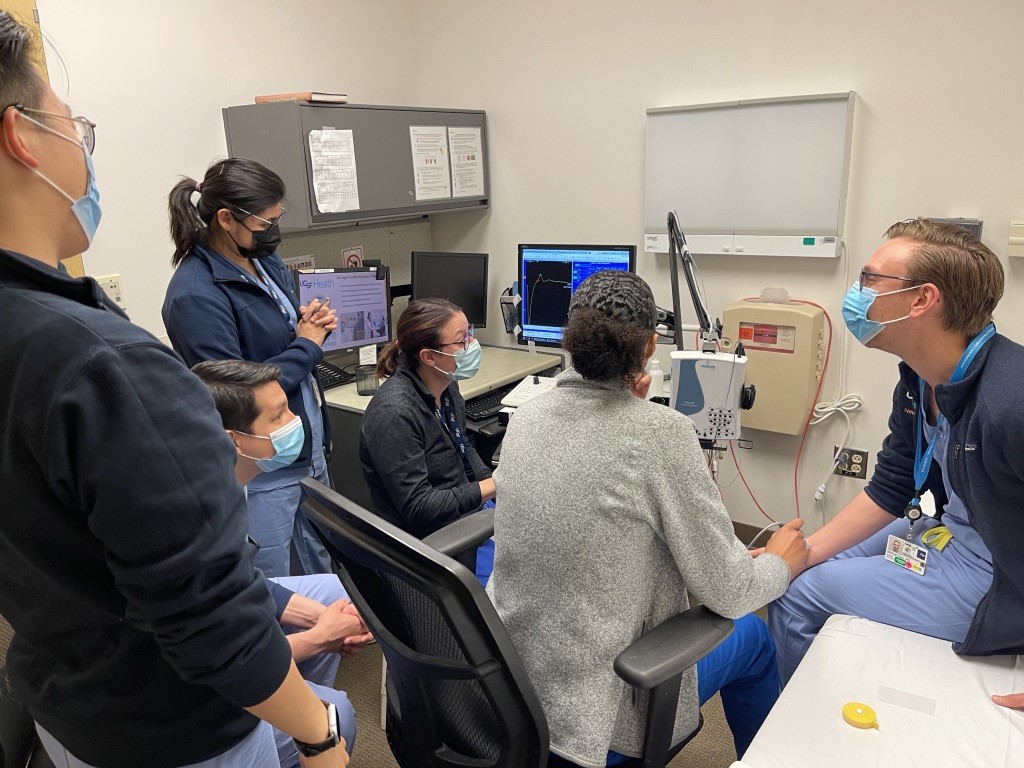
[437,391,475,481]
[904,322,995,540]
[253,260,293,323]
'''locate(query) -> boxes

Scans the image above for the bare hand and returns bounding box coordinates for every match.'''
[992,692,1024,710]
[308,600,365,654]
[631,372,652,399]
[297,299,338,345]
[764,518,808,581]
[300,744,348,767]
[749,546,765,558]
[336,602,373,656]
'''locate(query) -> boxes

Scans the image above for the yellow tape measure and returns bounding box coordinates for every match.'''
[842,702,879,729]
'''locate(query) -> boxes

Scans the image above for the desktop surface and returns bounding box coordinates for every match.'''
[323,344,563,415]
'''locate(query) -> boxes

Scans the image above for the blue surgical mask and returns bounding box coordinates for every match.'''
[237,415,305,473]
[18,112,102,245]
[842,281,918,344]
[432,339,482,382]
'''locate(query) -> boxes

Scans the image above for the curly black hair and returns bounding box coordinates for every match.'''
[563,270,656,387]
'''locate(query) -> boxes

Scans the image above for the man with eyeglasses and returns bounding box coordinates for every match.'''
[768,218,1024,710]
[0,11,347,767]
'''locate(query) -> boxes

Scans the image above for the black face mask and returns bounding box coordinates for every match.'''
[234,221,281,260]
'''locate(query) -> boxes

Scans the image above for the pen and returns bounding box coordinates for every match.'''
[302,296,330,323]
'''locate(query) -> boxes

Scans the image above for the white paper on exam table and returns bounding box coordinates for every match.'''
[500,375,557,408]
[741,615,1024,768]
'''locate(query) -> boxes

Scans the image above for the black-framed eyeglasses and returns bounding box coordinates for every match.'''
[858,269,923,292]
[236,205,287,229]
[438,325,476,351]
[4,104,96,155]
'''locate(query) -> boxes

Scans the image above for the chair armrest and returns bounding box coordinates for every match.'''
[422,509,495,558]
[614,605,733,690]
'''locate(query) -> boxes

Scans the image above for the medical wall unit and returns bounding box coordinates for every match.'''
[223,102,488,231]
[644,93,855,258]
[720,300,825,435]
[669,350,749,441]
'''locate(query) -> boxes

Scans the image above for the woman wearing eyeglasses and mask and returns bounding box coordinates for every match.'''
[359,298,495,548]
[163,158,338,578]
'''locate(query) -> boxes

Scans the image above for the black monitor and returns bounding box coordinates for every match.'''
[411,252,489,327]
[517,244,636,347]
[293,267,391,354]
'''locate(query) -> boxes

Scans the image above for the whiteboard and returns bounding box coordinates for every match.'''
[645,93,855,238]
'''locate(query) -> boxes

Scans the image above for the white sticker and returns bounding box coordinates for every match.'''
[645,233,669,253]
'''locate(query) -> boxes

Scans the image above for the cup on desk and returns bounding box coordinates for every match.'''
[354,364,379,396]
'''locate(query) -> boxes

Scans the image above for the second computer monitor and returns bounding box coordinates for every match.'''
[517,244,636,347]
[411,252,489,327]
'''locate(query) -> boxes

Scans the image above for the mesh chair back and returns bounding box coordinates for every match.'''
[300,479,548,768]
[1,615,51,768]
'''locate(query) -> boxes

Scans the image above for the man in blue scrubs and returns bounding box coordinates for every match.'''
[768,219,1024,710]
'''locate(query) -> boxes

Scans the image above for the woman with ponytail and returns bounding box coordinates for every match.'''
[162,158,338,578]
[359,299,495,559]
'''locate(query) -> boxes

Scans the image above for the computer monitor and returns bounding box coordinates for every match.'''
[517,244,636,346]
[293,267,391,354]
[411,252,489,327]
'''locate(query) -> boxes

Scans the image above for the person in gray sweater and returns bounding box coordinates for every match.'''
[487,271,807,767]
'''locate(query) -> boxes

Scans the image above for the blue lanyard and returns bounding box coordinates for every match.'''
[910,323,995,501]
[253,260,292,322]
[437,391,475,481]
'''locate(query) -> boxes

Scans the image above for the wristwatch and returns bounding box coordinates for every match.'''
[294,701,340,758]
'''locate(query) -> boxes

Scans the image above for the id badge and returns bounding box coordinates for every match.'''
[885,534,928,576]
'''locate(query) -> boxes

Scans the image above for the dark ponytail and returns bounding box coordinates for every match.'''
[168,158,286,266]
[376,298,460,378]
[0,12,45,112]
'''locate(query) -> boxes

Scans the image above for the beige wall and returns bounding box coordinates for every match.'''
[36,0,421,336]
[412,0,1024,529]
[32,0,1024,529]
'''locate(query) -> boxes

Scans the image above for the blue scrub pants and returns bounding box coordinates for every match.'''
[37,721,281,768]
[271,574,357,767]
[606,613,778,763]
[247,469,332,577]
[768,516,992,687]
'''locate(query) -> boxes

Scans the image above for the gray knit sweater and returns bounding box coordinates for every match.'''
[487,371,789,767]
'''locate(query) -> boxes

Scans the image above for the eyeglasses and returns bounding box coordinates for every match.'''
[858,268,923,292]
[236,205,287,228]
[5,104,96,155]
[439,325,475,351]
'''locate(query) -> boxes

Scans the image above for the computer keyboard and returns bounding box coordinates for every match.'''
[465,381,518,421]
[316,361,355,390]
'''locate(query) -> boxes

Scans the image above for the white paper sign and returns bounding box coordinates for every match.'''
[308,129,360,213]
[409,126,451,200]
[447,126,484,198]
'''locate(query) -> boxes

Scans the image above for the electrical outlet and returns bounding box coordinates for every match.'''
[833,445,869,480]
[95,274,127,312]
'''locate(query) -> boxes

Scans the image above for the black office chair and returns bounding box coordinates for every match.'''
[300,478,734,768]
[0,616,53,768]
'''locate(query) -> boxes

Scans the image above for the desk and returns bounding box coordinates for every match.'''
[324,345,563,508]
[732,615,1024,768]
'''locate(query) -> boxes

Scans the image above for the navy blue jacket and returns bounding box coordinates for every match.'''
[865,334,1024,656]
[360,367,492,539]
[0,250,292,767]
[162,245,331,464]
